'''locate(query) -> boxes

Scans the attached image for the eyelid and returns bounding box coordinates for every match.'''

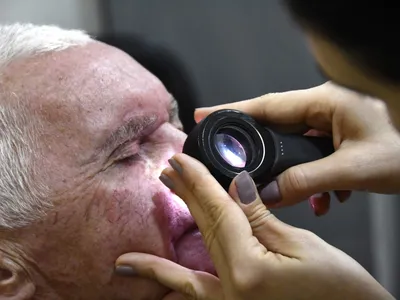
[110,139,140,161]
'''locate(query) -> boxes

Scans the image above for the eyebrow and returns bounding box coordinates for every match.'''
[92,97,179,161]
[102,115,157,155]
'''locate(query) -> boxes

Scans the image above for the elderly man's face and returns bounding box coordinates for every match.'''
[3,42,214,299]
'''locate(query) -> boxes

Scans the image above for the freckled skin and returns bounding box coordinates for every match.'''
[1,42,189,299]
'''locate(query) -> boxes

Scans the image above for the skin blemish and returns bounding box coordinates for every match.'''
[104,190,124,224]
[103,188,149,229]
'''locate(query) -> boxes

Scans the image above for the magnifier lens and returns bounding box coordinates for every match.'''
[182,109,334,192]
[214,133,247,168]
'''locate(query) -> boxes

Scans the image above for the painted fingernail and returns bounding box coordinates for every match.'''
[115,265,137,277]
[309,194,323,216]
[309,197,318,216]
[168,158,183,175]
[159,174,174,190]
[259,181,282,205]
[235,171,257,204]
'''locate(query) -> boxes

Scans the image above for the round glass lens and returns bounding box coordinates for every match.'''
[214,133,247,168]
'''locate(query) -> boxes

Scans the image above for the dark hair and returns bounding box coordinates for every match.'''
[283,1,400,83]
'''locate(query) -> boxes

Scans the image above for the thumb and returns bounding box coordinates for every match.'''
[194,84,334,131]
[115,253,222,300]
[261,149,358,207]
[229,171,300,257]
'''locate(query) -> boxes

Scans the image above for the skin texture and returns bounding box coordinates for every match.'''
[0,42,213,299]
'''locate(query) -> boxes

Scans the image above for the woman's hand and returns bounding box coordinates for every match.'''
[195,82,400,214]
[115,154,393,300]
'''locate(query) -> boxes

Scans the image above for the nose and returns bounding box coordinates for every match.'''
[162,123,187,153]
[149,123,187,162]
[146,124,187,178]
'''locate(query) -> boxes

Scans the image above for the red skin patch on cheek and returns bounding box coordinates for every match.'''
[104,190,124,224]
[102,186,155,242]
[103,189,147,227]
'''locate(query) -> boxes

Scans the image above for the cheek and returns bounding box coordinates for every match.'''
[88,159,178,257]
[24,167,173,283]
[93,172,161,249]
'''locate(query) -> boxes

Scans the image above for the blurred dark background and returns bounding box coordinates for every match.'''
[1,0,399,297]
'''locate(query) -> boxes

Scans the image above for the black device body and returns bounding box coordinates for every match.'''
[183,109,334,191]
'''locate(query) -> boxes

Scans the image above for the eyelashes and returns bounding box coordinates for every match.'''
[114,153,141,165]
[111,140,141,165]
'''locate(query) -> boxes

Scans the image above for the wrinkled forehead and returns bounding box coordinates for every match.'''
[0,41,172,174]
[1,41,166,119]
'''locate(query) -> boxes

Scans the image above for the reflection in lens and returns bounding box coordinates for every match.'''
[214,133,247,168]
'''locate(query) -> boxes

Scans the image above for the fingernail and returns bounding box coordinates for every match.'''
[159,174,174,190]
[309,198,318,216]
[259,181,282,205]
[235,171,257,204]
[309,195,322,217]
[168,158,183,175]
[115,265,137,277]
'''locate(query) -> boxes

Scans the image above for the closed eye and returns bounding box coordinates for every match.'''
[110,140,141,165]
[114,153,140,165]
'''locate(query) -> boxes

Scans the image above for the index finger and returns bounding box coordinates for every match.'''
[162,154,264,275]
[195,82,335,132]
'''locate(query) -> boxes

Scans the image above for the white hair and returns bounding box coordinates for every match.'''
[0,23,93,228]
[0,23,92,68]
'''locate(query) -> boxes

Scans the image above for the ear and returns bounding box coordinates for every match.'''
[0,252,35,300]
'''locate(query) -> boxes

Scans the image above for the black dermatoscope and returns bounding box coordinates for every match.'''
[183,109,334,191]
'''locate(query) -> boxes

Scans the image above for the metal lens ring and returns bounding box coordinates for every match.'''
[183,109,277,190]
[201,113,266,175]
